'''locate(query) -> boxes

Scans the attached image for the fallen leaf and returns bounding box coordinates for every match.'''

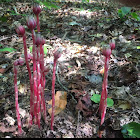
[18,84,27,95]
[47,91,67,116]
[0,68,6,74]
[76,96,92,117]
[0,122,16,133]
[118,100,131,110]
[3,114,15,126]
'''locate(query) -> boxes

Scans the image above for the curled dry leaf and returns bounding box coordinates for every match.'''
[47,91,67,116]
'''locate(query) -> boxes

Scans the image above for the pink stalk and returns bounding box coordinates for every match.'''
[51,48,62,130]
[35,34,43,128]
[99,48,112,126]
[16,25,34,125]
[51,59,57,130]
[98,42,115,138]
[33,4,41,32]
[33,4,46,125]
[36,15,40,32]
[33,67,38,125]
[27,16,37,126]
[36,46,41,128]
[33,4,47,123]
[39,39,47,122]
[14,59,24,135]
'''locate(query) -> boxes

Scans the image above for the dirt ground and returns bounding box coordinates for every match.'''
[0,1,140,138]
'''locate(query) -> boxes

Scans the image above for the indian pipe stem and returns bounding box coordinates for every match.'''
[99,57,109,125]
[32,30,38,125]
[14,66,22,135]
[36,46,41,128]
[29,30,36,126]
[36,15,40,32]
[51,59,57,130]
[23,34,34,125]
[39,44,46,121]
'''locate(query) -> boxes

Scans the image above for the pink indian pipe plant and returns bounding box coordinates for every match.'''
[33,4,41,32]
[51,48,62,130]
[99,41,115,126]
[33,34,42,127]
[39,38,47,122]
[16,26,34,125]
[27,16,37,126]
[33,5,47,122]
[34,34,46,128]
[14,58,25,135]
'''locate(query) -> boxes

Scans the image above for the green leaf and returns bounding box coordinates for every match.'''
[90,94,114,107]
[82,0,89,3]
[118,9,123,19]
[131,12,140,21]
[107,98,114,107]
[0,47,16,52]
[35,0,59,9]
[90,94,100,103]
[29,46,33,53]
[122,122,140,138]
[43,46,48,56]
[121,7,132,16]
[29,45,47,56]
[118,7,132,19]
[137,46,140,49]
[0,16,8,22]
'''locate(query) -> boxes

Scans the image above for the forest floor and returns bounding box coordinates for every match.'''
[0,0,140,138]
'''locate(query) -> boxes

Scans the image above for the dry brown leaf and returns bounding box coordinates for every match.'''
[47,91,67,116]
[18,84,27,95]
[118,100,131,110]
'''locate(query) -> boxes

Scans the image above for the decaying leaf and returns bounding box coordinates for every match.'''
[3,114,15,126]
[118,100,131,110]
[47,91,67,116]
[0,122,16,133]
[76,94,92,117]
[18,84,28,95]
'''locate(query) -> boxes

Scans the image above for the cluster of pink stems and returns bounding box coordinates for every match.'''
[14,3,115,137]
[98,41,115,127]
[14,4,61,135]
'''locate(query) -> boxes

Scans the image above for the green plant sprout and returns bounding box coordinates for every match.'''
[121,122,140,138]
[0,47,16,52]
[90,94,114,107]
[29,45,48,56]
[118,6,140,21]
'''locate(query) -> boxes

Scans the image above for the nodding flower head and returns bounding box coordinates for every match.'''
[16,25,25,36]
[14,58,24,66]
[109,40,115,51]
[33,4,41,15]
[54,48,62,60]
[35,34,42,46]
[27,16,36,30]
[102,47,112,58]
